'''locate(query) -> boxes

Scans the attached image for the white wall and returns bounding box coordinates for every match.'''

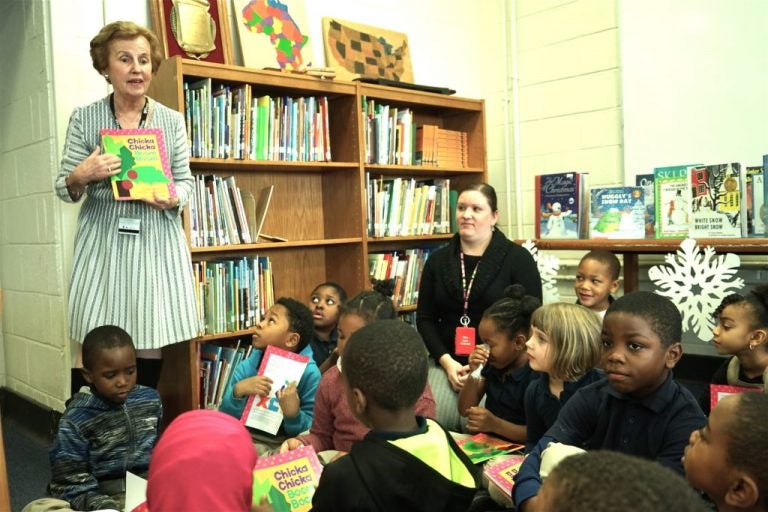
[620,0,768,175]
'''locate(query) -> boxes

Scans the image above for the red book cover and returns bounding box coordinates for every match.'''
[484,455,525,495]
[710,383,762,410]
[240,345,309,435]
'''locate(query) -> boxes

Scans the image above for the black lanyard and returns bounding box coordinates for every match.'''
[459,251,479,324]
[109,93,149,129]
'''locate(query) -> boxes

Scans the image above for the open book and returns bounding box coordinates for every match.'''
[241,185,287,242]
[101,128,176,201]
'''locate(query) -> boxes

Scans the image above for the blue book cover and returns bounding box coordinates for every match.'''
[589,186,646,239]
[635,173,655,238]
[535,172,583,239]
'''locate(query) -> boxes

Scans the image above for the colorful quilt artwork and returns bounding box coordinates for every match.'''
[322,17,414,82]
[235,0,313,70]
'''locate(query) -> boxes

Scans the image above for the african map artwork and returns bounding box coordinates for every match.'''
[235,0,313,70]
[322,17,414,82]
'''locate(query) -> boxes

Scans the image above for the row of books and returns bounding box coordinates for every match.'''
[200,341,253,410]
[192,256,275,336]
[184,78,332,162]
[536,156,767,239]
[368,248,433,307]
[189,176,275,248]
[366,175,456,237]
[361,98,469,168]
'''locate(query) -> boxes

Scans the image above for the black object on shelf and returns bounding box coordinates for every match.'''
[355,76,456,95]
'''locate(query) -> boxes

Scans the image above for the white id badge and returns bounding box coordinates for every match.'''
[118,217,141,236]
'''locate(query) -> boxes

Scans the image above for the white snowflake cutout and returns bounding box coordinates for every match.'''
[648,238,745,341]
[523,240,561,304]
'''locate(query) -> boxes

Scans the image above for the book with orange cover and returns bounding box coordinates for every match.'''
[456,433,524,464]
[252,445,323,512]
[101,128,176,201]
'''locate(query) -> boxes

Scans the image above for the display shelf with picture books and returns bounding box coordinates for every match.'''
[149,56,487,419]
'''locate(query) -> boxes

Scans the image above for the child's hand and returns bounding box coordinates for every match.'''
[279,438,304,453]
[277,381,300,418]
[468,344,490,371]
[465,406,499,434]
[237,375,273,398]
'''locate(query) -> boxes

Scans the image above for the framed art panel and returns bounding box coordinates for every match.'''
[322,17,413,82]
[150,0,234,64]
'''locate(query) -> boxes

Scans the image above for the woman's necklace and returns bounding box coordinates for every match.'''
[109,93,149,129]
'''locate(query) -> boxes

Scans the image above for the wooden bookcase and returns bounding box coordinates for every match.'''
[150,57,487,420]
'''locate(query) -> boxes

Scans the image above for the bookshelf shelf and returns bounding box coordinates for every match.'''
[522,238,766,293]
[150,56,487,420]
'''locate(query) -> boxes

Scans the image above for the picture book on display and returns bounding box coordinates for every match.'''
[100,128,176,201]
[252,445,323,512]
[744,165,764,236]
[484,455,525,496]
[710,384,762,411]
[589,186,645,239]
[689,162,742,238]
[654,164,697,239]
[535,172,588,239]
[456,433,524,464]
[240,345,309,435]
[635,173,655,238]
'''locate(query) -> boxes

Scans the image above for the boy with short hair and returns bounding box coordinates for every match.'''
[684,392,768,512]
[23,325,161,512]
[574,249,621,320]
[219,297,320,445]
[311,320,481,512]
[513,291,706,511]
[538,450,709,512]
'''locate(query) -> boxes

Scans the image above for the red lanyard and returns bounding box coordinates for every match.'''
[459,252,479,325]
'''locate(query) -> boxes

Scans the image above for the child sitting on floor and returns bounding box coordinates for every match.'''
[23,326,162,512]
[574,249,621,320]
[524,302,603,451]
[307,281,347,373]
[684,392,768,512]
[705,285,768,413]
[281,283,435,459]
[458,284,541,443]
[538,450,709,512]
[311,320,481,511]
[513,291,706,511]
[219,297,320,454]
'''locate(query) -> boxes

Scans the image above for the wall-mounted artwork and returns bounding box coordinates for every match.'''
[233,0,313,70]
[322,17,413,82]
[150,0,233,64]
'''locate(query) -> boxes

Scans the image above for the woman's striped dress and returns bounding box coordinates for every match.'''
[55,96,199,349]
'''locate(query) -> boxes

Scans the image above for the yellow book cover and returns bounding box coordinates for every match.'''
[101,128,176,201]
[252,445,323,511]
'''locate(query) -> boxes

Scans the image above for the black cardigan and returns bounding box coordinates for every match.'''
[416,229,542,362]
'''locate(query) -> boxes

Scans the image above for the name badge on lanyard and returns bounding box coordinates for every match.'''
[118,217,141,236]
[454,252,478,355]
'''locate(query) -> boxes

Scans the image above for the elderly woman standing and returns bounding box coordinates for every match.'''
[416,183,542,430]
[55,21,198,390]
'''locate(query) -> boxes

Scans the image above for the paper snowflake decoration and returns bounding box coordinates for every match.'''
[523,240,561,304]
[648,238,745,342]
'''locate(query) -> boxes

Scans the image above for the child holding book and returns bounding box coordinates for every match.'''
[307,281,347,373]
[219,297,320,453]
[513,291,706,511]
[23,326,161,512]
[538,450,709,512]
[524,303,604,451]
[705,285,768,412]
[574,249,621,320]
[311,320,481,511]
[684,392,768,512]
[281,283,435,458]
[458,284,541,443]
